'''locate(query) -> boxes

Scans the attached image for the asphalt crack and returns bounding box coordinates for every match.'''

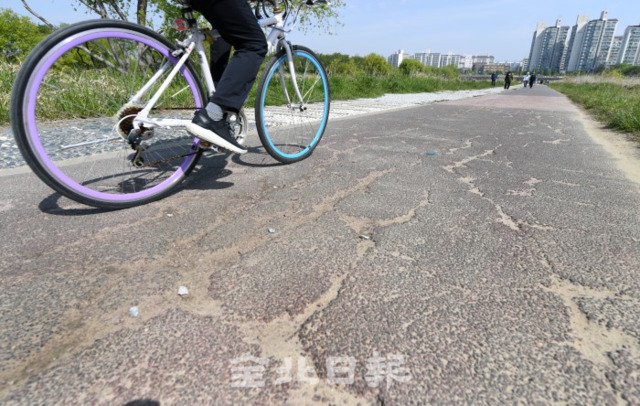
[442,148,497,173]
[542,274,640,406]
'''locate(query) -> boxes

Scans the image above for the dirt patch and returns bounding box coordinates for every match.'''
[574,107,640,186]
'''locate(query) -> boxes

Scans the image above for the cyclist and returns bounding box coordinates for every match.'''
[187,0,268,154]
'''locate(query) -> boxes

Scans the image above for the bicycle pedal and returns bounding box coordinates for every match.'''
[198,141,229,153]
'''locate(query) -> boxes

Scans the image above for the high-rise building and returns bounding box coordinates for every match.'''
[527,19,571,73]
[528,22,547,71]
[565,15,589,72]
[473,55,495,65]
[459,55,474,70]
[440,52,462,68]
[565,11,618,72]
[388,49,411,68]
[609,36,623,67]
[413,51,441,67]
[618,25,640,65]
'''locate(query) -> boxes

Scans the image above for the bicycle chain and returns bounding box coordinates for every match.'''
[138,150,199,168]
[136,143,229,168]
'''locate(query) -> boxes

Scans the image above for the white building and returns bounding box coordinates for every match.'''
[609,36,623,67]
[459,55,474,70]
[440,52,462,68]
[565,11,618,72]
[618,25,640,65]
[473,55,495,64]
[413,51,441,67]
[388,49,411,68]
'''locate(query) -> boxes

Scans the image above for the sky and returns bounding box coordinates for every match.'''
[4,0,640,62]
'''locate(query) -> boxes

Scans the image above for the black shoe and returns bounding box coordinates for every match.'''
[186,109,247,154]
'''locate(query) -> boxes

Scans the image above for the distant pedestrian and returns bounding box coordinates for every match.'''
[504,71,513,89]
[491,72,498,86]
[529,72,537,88]
[523,72,530,88]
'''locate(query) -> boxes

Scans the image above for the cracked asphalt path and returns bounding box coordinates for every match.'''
[2,85,640,404]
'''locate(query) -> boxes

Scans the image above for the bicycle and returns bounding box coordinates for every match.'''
[10,0,331,209]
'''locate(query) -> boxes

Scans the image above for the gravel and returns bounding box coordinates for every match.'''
[0,88,503,170]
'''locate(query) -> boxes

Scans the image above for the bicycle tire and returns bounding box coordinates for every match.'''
[255,45,330,164]
[11,20,207,209]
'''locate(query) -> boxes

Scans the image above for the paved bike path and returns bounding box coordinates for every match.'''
[2,85,640,404]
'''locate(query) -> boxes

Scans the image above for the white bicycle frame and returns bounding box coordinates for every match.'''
[130,2,307,132]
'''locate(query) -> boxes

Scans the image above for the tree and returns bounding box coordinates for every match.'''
[319,53,360,76]
[362,53,390,76]
[0,8,53,62]
[399,59,424,76]
[289,0,345,34]
[18,0,343,34]
[440,65,459,79]
[618,64,640,77]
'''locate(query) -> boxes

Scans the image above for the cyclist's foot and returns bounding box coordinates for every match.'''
[186,109,247,154]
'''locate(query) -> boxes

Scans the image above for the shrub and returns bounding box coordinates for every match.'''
[399,59,424,76]
[0,8,53,62]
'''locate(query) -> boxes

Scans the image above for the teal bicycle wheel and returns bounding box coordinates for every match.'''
[255,45,330,164]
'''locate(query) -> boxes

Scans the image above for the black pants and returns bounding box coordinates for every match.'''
[210,38,231,87]
[191,0,268,112]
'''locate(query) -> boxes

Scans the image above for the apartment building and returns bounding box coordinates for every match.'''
[528,19,572,73]
[387,49,411,68]
[439,52,462,68]
[618,25,640,65]
[609,36,623,67]
[528,11,635,73]
[413,51,441,68]
[389,50,488,71]
[567,11,618,72]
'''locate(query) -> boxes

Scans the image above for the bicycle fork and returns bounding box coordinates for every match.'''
[279,41,307,111]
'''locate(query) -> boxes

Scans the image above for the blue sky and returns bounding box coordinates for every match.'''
[3,0,639,61]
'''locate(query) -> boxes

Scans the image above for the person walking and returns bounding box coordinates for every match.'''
[523,72,530,88]
[491,72,498,87]
[504,71,513,89]
[529,72,537,88]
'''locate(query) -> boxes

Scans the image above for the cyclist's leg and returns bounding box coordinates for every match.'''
[210,36,231,88]
[191,0,267,111]
[188,0,267,153]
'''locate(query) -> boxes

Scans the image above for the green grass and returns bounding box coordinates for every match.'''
[328,73,492,101]
[7,57,638,146]
[2,62,493,127]
[0,63,18,126]
[551,80,640,142]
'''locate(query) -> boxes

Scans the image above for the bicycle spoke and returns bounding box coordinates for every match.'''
[256,46,329,163]
[13,21,205,208]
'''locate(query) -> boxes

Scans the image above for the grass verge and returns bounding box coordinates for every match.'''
[2,62,491,127]
[0,63,18,126]
[551,79,640,143]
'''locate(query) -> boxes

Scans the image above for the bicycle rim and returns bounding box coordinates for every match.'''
[257,46,330,163]
[13,21,205,208]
